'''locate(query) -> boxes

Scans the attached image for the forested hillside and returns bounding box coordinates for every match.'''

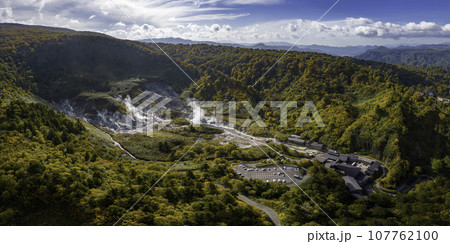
[357,45,450,71]
[0,24,449,226]
[161,43,449,188]
[0,23,191,101]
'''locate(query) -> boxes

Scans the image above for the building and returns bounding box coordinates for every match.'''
[310,142,324,151]
[348,155,359,163]
[324,162,337,168]
[339,155,348,162]
[355,156,374,165]
[287,137,306,146]
[364,161,381,176]
[327,149,339,156]
[355,172,371,185]
[332,164,361,177]
[343,176,363,194]
[316,155,328,163]
[324,153,339,161]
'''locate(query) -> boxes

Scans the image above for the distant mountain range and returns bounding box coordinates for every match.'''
[357,44,450,71]
[140,38,378,57]
[142,37,450,65]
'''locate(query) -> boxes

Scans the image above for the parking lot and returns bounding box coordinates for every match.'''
[233,164,306,185]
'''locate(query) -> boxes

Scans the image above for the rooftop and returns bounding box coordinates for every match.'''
[343,176,363,193]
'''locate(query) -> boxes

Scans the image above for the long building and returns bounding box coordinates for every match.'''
[342,176,363,194]
[287,137,306,146]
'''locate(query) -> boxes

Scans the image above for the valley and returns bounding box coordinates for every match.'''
[0,23,448,226]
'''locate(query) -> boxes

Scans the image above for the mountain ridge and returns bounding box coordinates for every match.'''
[357,44,450,71]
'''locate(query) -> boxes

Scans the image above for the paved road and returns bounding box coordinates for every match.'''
[237,194,281,226]
[397,174,433,193]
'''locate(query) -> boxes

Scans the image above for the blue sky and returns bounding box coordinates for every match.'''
[238,0,450,25]
[1,0,450,46]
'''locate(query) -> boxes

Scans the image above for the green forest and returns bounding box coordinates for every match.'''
[0,23,449,226]
[357,45,450,71]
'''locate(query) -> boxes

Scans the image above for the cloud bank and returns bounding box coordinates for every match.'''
[1,0,449,46]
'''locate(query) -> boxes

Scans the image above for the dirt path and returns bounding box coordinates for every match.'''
[237,194,281,226]
[91,124,137,159]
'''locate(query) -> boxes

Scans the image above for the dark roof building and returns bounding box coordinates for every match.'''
[348,155,359,162]
[343,176,363,193]
[316,155,328,163]
[325,153,339,161]
[287,137,306,145]
[327,149,339,156]
[310,142,324,151]
[339,155,348,162]
[356,156,374,165]
[333,164,361,177]
[355,172,371,185]
[324,162,337,168]
[365,161,381,176]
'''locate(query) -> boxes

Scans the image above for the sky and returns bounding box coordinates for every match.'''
[1,0,450,46]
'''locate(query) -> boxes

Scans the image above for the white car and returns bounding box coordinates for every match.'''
[272,179,276,182]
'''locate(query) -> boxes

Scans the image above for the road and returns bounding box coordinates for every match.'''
[237,194,281,226]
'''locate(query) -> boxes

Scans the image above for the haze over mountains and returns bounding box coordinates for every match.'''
[357,44,450,71]
[142,37,450,58]
[142,37,378,57]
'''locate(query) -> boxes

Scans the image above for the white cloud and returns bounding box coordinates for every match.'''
[169,13,249,22]
[443,24,450,32]
[114,21,126,27]
[223,0,284,5]
[103,17,450,46]
[0,7,14,22]
[1,1,449,46]
[338,18,450,39]
[211,23,220,31]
